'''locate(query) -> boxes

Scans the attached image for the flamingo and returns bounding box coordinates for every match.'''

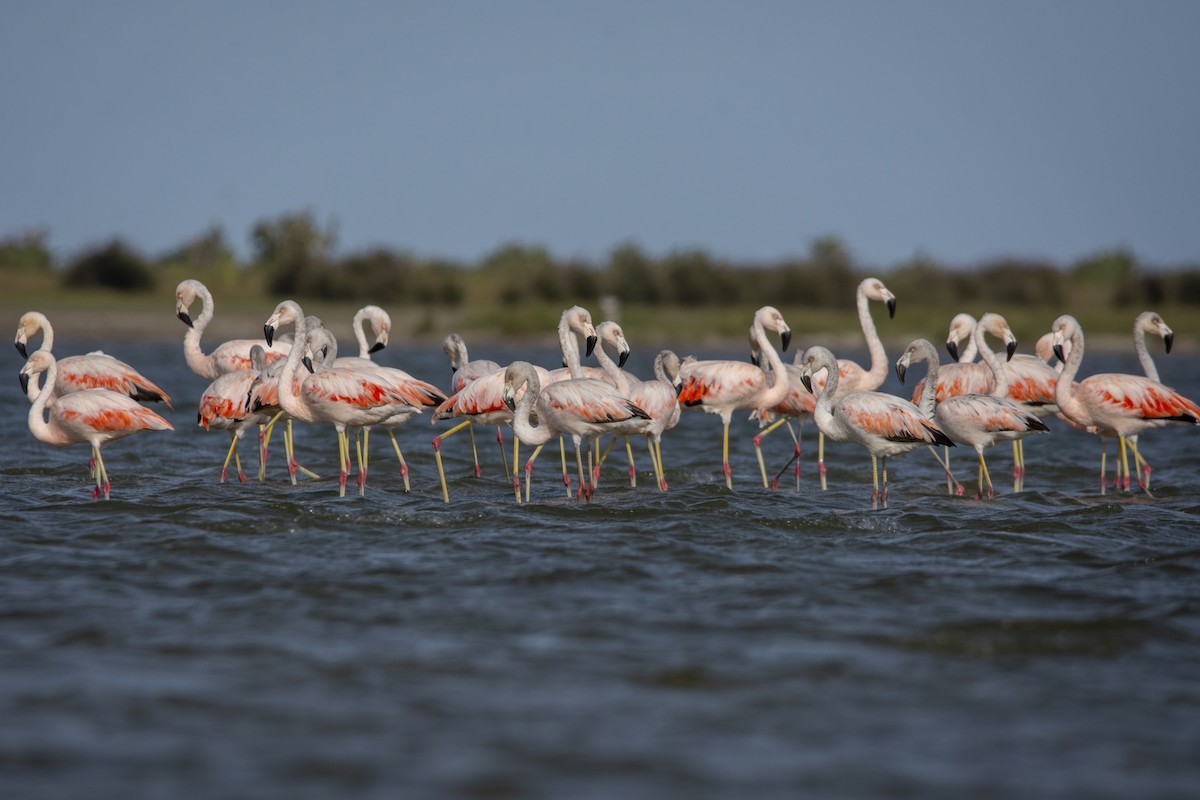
[197,345,272,484]
[896,338,1049,499]
[589,321,675,490]
[15,310,173,409]
[1051,314,1200,494]
[813,277,897,489]
[501,360,650,503]
[262,300,436,497]
[175,279,289,380]
[431,361,555,503]
[20,351,174,499]
[797,345,954,509]
[532,306,600,496]
[677,305,792,489]
[434,332,505,481]
[1115,311,1176,490]
[746,338,817,491]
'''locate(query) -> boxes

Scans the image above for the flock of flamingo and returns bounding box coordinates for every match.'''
[13,277,1200,508]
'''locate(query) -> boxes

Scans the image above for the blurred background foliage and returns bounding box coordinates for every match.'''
[4,209,1198,344]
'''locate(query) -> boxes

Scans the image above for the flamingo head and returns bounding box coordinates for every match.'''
[14,311,47,359]
[797,346,837,395]
[861,278,897,318]
[978,312,1018,361]
[756,306,792,352]
[1050,315,1080,363]
[1137,311,1174,354]
[944,312,977,362]
[597,321,631,368]
[264,301,303,347]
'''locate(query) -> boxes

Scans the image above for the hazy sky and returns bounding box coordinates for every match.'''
[3,1,1198,268]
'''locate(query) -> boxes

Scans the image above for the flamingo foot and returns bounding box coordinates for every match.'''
[770,478,779,491]
[220,467,229,484]
[237,468,248,484]
[474,464,483,478]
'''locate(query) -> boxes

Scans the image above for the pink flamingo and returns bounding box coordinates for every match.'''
[263,300,436,497]
[677,306,792,489]
[896,338,1049,499]
[435,332,505,481]
[812,278,897,488]
[747,337,817,491]
[176,279,290,379]
[431,361,555,503]
[1120,311,1176,489]
[1051,314,1200,494]
[20,351,174,499]
[501,360,650,503]
[197,345,273,483]
[15,310,173,409]
[798,345,954,509]
[590,322,676,490]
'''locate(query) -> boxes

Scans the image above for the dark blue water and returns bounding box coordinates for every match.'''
[3,335,1200,799]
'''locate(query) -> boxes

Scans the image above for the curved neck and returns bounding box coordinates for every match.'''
[754,318,790,409]
[1054,325,1088,422]
[27,360,64,446]
[510,372,555,447]
[593,337,630,395]
[558,318,584,379]
[353,308,371,359]
[812,355,840,425]
[277,308,314,423]
[916,346,939,417]
[1133,321,1158,382]
[183,284,218,379]
[975,324,1009,398]
[856,287,888,387]
[32,312,54,353]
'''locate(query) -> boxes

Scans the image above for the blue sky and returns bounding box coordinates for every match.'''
[3,1,1198,268]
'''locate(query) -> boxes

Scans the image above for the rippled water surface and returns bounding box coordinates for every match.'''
[3,337,1200,799]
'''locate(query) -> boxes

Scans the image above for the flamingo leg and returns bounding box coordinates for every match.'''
[977,448,994,499]
[575,437,591,502]
[927,445,964,496]
[655,439,668,491]
[496,426,511,482]
[753,416,790,489]
[260,412,284,481]
[467,423,482,478]
[336,429,349,497]
[869,454,880,510]
[1129,437,1152,493]
[387,431,411,492]
[818,432,828,491]
[357,428,369,496]
[94,446,111,500]
[881,456,890,508]
[787,421,802,491]
[220,433,239,483]
[526,443,546,504]
[559,436,572,498]
[625,437,637,488]
[722,421,733,490]
[432,419,473,501]
[1118,436,1132,493]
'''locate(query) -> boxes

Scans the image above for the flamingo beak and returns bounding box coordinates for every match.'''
[264,325,275,346]
[946,341,960,362]
[887,298,897,319]
[749,353,759,367]
[618,350,630,368]
[781,330,792,352]
[895,362,908,384]
[15,341,28,359]
[1006,340,1017,361]
[177,311,194,328]
[369,341,386,354]
[585,335,598,357]
[302,356,314,373]
[18,371,30,395]
[1053,344,1066,363]
[503,391,516,412]
[1165,332,1174,354]
[800,373,814,394]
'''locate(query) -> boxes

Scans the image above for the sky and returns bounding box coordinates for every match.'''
[3,1,1199,270]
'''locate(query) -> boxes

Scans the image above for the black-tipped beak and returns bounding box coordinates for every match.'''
[887,298,897,319]
[749,353,759,367]
[675,383,683,397]
[1006,340,1017,361]
[618,350,630,369]
[1053,344,1065,363]
[946,341,960,362]
[19,372,29,395]
[302,356,314,374]
[896,362,907,384]
[504,395,516,412]
[369,341,386,354]
[781,330,792,352]
[801,374,813,394]
[585,335,598,357]
[264,325,275,346]
[1165,332,1174,354]
[15,341,28,359]
[177,311,194,328]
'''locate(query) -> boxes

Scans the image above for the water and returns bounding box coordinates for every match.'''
[3,336,1200,799]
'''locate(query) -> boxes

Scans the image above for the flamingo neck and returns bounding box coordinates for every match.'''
[277,305,314,423]
[27,360,68,447]
[510,371,554,447]
[593,338,631,395]
[857,288,888,389]
[917,345,939,417]
[33,312,54,353]
[559,319,584,379]
[1133,320,1159,382]
[812,355,841,436]
[1053,326,1089,426]
[976,325,1009,398]
[754,319,790,410]
[353,308,371,359]
[183,285,219,380]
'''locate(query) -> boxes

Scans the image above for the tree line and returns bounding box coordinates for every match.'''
[4,209,1200,315]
